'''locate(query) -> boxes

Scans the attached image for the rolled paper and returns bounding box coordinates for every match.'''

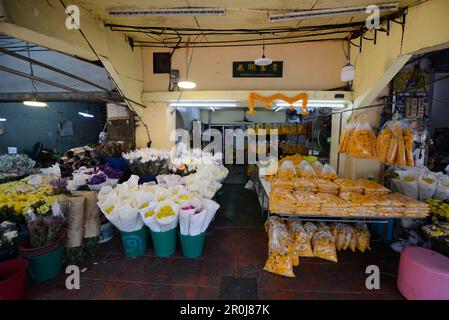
[72,191,101,238]
[58,195,85,248]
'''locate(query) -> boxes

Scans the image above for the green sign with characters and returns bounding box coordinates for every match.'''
[232,61,283,78]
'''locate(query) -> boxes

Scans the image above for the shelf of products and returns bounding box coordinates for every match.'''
[257,154,430,221]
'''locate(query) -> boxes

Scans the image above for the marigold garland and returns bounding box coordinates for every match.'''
[247,92,309,115]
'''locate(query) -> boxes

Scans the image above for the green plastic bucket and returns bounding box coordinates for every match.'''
[120,227,148,257]
[150,228,177,257]
[179,232,206,259]
[19,239,65,282]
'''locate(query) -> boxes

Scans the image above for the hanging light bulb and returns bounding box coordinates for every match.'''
[178,80,197,89]
[255,35,273,66]
[23,44,48,107]
[178,43,197,90]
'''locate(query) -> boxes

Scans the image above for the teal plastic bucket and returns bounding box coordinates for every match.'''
[19,239,65,282]
[150,228,177,257]
[120,227,148,257]
[179,232,206,259]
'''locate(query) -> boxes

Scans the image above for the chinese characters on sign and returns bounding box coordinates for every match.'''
[233,61,283,78]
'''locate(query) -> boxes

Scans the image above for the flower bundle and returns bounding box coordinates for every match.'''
[25,200,67,248]
[94,141,132,158]
[67,165,123,191]
[170,143,223,175]
[97,174,221,234]
[427,199,449,222]
[87,172,107,186]
[123,148,171,177]
[0,154,36,174]
[0,221,19,251]
[0,179,56,221]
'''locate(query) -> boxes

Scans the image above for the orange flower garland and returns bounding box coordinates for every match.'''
[247,92,309,115]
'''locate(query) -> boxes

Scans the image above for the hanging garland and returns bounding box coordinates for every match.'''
[247,92,309,115]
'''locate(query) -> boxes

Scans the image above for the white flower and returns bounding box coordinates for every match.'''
[0,221,14,229]
[3,230,18,243]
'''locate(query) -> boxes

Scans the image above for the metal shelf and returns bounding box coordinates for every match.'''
[270,213,390,224]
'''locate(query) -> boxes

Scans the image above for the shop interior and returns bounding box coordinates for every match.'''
[0,0,448,301]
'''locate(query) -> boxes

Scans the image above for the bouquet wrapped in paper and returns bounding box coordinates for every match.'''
[97,175,144,233]
[179,198,219,236]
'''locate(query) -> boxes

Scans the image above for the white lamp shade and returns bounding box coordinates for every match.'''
[341,64,355,82]
[255,57,273,66]
[178,80,197,89]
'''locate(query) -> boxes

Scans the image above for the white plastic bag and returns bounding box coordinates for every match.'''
[396,171,419,199]
[418,174,437,201]
[434,176,449,200]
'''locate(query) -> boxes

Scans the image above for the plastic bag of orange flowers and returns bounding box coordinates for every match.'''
[347,115,377,159]
[376,119,414,167]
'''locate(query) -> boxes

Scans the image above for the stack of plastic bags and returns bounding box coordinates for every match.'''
[263,219,372,277]
[392,167,448,201]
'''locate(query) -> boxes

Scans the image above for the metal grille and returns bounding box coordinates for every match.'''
[107,109,135,147]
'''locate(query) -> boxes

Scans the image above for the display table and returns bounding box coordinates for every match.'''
[254,176,429,244]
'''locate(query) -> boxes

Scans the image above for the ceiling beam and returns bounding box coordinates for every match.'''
[0,47,113,93]
[0,91,122,102]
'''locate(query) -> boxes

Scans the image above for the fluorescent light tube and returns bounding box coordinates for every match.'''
[170,102,239,108]
[274,107,284,112]
[108,7,225,17]
[79,112,94,118]
[276,101,347,109]
[268,2,398,22]
[23,100,48,107]
[0,118,6,121]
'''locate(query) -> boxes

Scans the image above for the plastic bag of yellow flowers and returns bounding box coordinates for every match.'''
[263,217,296,277]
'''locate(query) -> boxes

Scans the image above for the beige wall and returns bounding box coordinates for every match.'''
[351,0,449,106]
[143,41,347,92]
[136,102,176,149]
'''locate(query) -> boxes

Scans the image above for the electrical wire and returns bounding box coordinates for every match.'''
[135,37,346,48]
[58,0,152,146]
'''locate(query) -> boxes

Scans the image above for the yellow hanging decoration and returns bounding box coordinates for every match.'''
[247,92,309,116]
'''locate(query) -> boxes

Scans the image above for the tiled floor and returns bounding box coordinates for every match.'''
[26,183,404,300]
